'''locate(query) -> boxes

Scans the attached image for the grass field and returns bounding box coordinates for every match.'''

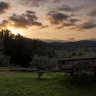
[0,71,96,96]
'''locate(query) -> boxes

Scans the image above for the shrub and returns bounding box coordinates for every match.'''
[48,58,58,69]
[30,55,58,70]
[72,52,76,56]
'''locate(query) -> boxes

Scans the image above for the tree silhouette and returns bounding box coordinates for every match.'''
[0,38,4,55]
[0,29,47,67]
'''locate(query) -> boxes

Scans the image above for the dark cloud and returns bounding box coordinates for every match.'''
[57,5,85,12]
[76,20,96,30]
[9,10,45,29]
[26,10,36,14]
[0,10,47,29]
[63,23,75,26]
[0,10,46,29]
[88,9,96,16]
[68,19,80,23]
[0,20,9,29]
[46,11,70,25]
[0,1,10,14]
[57,5,77,12]
[24,10,38,21]
[31,22,42,27]
[20,0,46,7]
[9,13,29,28]
[56,18,80,29]
[46,11,80,29]
[63,18,80,26]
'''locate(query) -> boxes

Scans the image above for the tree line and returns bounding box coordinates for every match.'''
[0,29,48,67]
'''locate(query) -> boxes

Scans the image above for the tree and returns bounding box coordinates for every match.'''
[0,29,47,67]
[0,38,4,55]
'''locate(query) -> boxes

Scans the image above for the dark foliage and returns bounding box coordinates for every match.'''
[11,53,31,67]
[0,29,46,67]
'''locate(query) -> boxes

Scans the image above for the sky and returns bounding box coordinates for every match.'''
[0,0,96,41]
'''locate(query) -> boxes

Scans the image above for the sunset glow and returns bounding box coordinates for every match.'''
[8,27,24,35]
[0,0,96,41]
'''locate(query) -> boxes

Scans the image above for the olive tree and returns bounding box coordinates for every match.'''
[30,55,58,70]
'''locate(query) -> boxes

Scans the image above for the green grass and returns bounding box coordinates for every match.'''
[0,72,96,96]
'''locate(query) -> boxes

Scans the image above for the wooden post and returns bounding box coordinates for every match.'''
[38,71,43,79]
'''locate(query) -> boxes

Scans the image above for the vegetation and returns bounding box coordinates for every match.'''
[0,55,10,67]
[0,29,47,67]
[56,48,96,58]
[0,29,96,68]
[0,72,96,96]
[31,55,58,70]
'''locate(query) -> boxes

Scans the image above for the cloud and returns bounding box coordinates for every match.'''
[88,9,96,16]
[9,13,30,29]
[53,0,63,3]
[57,18,80,29]
[26,10,36,14]
[63,23,75,27]
[63,18,80,26]
[57,5,85,12]
[46,11,80,29]
[0,10,46,29]
[46,11,70,25]
[76,19,96,30]
[0,20,9,29]
[67,38,75,42]
[9,11,44,29]
[0,1,10,14]
[20,0,46,7]
[56,18,80,29]
[68,18,80,23]
[55,26,64,29]
[20,0,63,7]
[56,18,79,29]
[31,22,42,27]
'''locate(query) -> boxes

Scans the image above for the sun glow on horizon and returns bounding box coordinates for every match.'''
[8,27,24,35]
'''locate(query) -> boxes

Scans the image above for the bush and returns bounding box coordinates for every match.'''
[0,55,10,67]
[30,55,58,70]
[48,58,58,69]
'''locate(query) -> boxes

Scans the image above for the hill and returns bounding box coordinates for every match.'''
[46,40,96,49]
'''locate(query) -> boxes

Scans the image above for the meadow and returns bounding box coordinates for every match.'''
[0,70,96,96]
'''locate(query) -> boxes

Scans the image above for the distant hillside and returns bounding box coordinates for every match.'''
[46,40,96,49]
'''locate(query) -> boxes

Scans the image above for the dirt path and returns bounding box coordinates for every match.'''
[0,71,35,76]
